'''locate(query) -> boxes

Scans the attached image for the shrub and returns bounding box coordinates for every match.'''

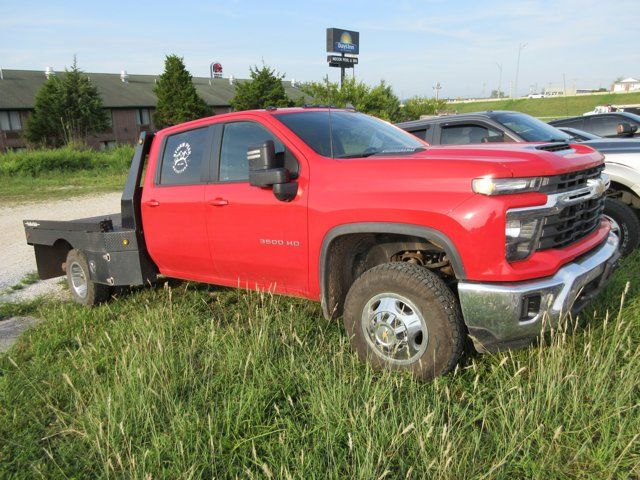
[0,145,134,177]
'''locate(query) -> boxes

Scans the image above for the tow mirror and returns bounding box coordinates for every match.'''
[247,140,298,201]
[616,122,638,137]
[247,140,288,187]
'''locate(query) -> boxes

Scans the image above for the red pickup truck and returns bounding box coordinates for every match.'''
[24,107,619,380]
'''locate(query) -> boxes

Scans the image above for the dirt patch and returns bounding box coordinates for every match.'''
[0,316,43,353]
[0,191,121,301]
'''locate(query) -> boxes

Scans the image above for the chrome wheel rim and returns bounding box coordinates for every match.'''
[69,261,88,298]
[361,293,428,365]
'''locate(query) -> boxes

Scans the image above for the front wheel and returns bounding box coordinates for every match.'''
[66,249,111,306]
[604,198,640,257]
[343,262,465,381]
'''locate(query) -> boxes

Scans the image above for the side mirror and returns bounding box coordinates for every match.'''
[247,140,298,201]
[247,140,289,187]
[617,122,638,136]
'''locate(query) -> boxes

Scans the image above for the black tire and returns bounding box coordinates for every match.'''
[65,249,111,306]
[604,198,640,257]
[343,262,465,381]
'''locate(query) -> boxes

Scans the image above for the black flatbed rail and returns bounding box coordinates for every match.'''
[23,132,158,287]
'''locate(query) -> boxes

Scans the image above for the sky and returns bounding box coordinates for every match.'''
[1,0,638,99]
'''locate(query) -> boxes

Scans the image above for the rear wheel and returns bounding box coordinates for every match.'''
[66,249,111,306]
[343,262,465,381]
[604,198,640,257]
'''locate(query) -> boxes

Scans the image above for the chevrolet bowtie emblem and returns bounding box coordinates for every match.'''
[588,178,607,196]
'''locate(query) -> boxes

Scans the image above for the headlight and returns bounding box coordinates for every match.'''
[505,214,544,262]
[472,176,547,195]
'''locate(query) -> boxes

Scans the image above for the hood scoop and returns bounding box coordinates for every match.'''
[535,142,572,152]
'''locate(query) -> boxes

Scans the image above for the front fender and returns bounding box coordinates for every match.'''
[604,161,640,198]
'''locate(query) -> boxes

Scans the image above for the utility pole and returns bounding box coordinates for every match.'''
[514,42,527,98]
[496,62,503,97]
[433,82,442,101]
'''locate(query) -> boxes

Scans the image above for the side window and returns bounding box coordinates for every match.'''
[553,118,584,129]
[219,122,284,182]
[440,124,505,145]
[159,127,210,186]
[588,116,620,136]
[407,127,428,141]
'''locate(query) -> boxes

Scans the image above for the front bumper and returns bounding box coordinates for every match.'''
[458,231,620,352]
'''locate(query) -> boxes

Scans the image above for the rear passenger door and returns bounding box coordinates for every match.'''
[141,126,216,280]
[204,118,309,295]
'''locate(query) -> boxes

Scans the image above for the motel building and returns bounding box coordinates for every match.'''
[0,68,305,152]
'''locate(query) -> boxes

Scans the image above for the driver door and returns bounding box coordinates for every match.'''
[204,118,309,295]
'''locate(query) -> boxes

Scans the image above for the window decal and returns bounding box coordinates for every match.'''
[172,142,191,174]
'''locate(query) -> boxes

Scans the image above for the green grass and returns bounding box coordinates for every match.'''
[1,255,639,478]
[2,272,42,295]
[0,146,133,204]
[450,91,640,119]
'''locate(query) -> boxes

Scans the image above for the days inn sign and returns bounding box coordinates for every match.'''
[326,28,360,55]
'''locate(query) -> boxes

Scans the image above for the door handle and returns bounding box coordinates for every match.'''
[208,198,229,207]
[144,200,160,207]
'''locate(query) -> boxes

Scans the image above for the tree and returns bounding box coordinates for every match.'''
[154,55,210,129]
[25,58,109,147]
[398,96,447,122]
[230,65,293,111]
[300,77,402,122]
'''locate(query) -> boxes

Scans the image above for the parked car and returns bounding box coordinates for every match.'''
[555,126,601,141]
[24,108,618,380]
[397,111,640,255]
[549,112,640,138]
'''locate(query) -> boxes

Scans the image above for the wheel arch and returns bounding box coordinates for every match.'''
[318,222,466,320]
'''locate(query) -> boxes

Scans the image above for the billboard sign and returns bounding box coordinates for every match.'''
[326,28,360,55]
[327,55,359,68]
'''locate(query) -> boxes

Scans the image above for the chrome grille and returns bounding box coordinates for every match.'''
[537,196,605,250]
[541,164,605,194]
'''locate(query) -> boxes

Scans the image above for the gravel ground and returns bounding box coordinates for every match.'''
[0,192,121,303]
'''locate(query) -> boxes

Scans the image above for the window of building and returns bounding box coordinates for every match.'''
[105,110,113,128]
[99,140,117,151]
[219,122,285,181]
[136,108,151,126]
[0,111,22,131]
[159,127,209,186]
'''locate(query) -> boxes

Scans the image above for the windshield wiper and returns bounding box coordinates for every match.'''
[337,147,426,159]
[370,146,427,156]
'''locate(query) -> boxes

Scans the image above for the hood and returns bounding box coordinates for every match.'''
[408,142,604,178]
[582,138,640,154]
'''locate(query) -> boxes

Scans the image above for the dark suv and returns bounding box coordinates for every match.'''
[549,112,640,138]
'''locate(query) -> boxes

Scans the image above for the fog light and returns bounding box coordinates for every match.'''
[505,214,544,262]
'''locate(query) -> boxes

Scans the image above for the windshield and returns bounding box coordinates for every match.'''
[274,110,425,158]
[492,112,572,142]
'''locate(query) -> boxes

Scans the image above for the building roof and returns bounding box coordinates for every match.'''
[617,77,640,84]
[0,69,307,109]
